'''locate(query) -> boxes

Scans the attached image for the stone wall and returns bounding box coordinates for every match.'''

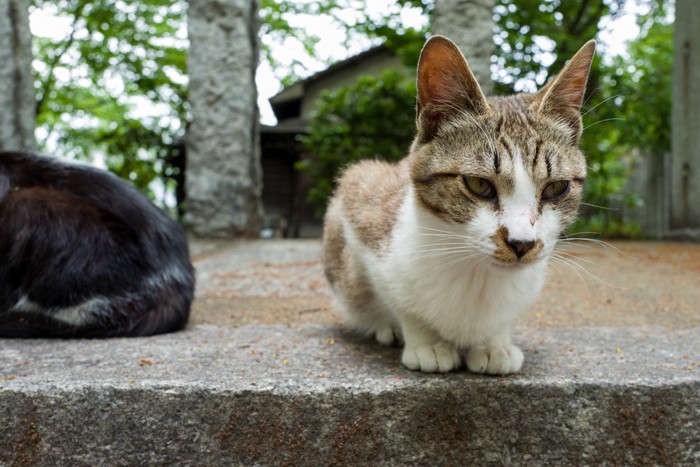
[0,0,35,151]
[186,0,263,237]
[432,0,495,94]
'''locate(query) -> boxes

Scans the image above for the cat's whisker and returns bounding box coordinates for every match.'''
[412,244,482,259]
[581,92,626,118]
[583,117,625,131]
[470,254,492,270]
[413,238,483,262]
[549,257,593,295]
[581,85,603,108]
[558,237,638,260]
[417,225,463,234]
[556,240,601,252]
[414,232,472,241]
[551,253,626,290]
[409,236,481,248]
[552,250,600,267]
[560,231,611,242]
[411,249,484,266]
[557,240,624,260]
[369,187,407,199]
[550,255,604,295]
[413,231,470,239]
[552,254,591,283]
[413,228,476,238]
[415,226,483,242]
[580,202,618,211]
[549,257,594,292]
[415,243,482,251]
[413,242,481,252]
[433,251,488,272]
[417,251,483,264]
[562,230,600,236]
[420,237,485,249]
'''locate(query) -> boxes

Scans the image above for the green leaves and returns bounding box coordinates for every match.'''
[493,0,622,92]
[32,0,672,236]
[573,19,672,237]
[32,0,187,211]
[298,69,417,215]
[490,0,673,237]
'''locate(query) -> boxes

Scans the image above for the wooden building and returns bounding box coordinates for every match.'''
[259,45,405,237]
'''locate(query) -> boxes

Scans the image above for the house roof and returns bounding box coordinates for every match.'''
[269,43,391,107]
[260,117,308,135]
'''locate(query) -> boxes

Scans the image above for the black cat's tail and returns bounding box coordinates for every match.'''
[0,275,194,339]
[118,278,194,338]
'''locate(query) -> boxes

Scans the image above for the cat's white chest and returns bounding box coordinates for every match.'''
[373,191,547,347]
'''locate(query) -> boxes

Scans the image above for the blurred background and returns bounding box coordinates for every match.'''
[20,0,677,238]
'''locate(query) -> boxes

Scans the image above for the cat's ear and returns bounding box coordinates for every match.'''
[535,40,596,142]
[416,35,490,143]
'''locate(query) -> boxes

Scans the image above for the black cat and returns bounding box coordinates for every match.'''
[0,151,195,338]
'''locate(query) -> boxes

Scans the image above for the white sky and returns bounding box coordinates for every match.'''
[30,1,651,126]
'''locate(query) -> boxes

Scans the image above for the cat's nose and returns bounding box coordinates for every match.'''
[506,239,536,259]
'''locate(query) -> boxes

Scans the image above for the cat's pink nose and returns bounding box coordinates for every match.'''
[506,239,536,259]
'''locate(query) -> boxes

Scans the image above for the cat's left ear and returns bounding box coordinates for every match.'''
[535,40,596,142]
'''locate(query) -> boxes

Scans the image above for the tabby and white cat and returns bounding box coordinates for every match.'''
[0,151,194,338]
[323,35,595,374]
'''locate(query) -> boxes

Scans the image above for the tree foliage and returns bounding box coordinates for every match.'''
[298,0,674,238]
[32,0,674,235]
[32,0,188,212]
[571,17,672,236]
[259,0,431,85]
[298,69,417,214]
[606,20,672,156]
[32,0,428,213]
[492,0,623,92]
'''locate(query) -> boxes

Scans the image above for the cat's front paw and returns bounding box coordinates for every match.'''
[375,325,397,346]
[466,344,524,375]
[401,342,461,373]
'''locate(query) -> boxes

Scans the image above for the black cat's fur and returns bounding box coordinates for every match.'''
[0,151,195,338]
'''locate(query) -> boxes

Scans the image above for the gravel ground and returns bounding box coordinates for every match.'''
[189,239,700,329]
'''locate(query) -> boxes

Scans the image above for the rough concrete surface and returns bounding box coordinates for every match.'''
[1,239,699,465]
[190,239,700,329]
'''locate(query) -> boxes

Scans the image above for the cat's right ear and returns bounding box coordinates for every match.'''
[416,35,490,143]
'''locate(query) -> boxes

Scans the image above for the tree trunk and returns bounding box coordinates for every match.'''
[0,0,35,151]
[432,0,495,94]
[671,0,700,233]
[185,0,263,238]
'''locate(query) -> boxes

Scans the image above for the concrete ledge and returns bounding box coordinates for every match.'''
[2,324,699,465]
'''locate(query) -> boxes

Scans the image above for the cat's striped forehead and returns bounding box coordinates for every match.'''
[430,94,587,186]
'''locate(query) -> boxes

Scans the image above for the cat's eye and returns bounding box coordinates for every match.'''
[463,175,496,200]
[542,180,570,200]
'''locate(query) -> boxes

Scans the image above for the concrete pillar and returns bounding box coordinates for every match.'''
[186,0,263,237]
[0,0,35,151]
[432,0,495,94]
[671,0,700,232]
